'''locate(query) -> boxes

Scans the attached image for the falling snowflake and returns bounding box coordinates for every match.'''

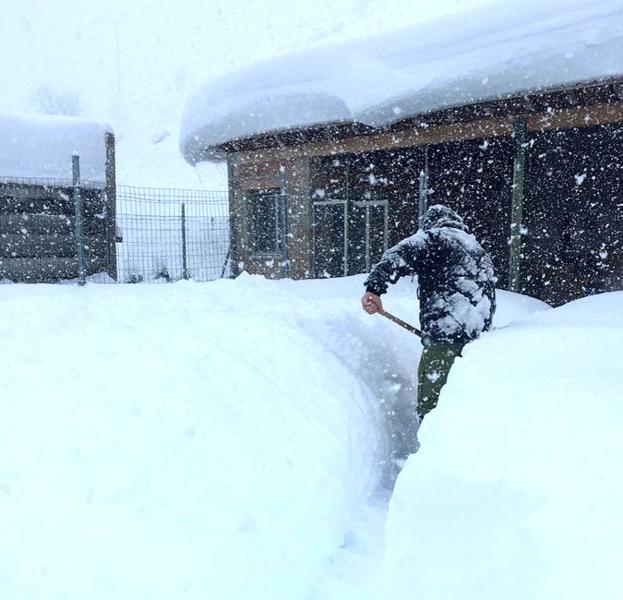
[426,370,441,383]
[575,172,587,185]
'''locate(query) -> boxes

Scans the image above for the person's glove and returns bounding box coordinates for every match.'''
[361,292,383,314]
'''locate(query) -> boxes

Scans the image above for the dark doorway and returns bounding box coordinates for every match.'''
[311,199,347,278]
[426,136,515,287]
[347,200,388,275]
[310,155,389,278]
[523,123,623,305]
[309,140,514,282]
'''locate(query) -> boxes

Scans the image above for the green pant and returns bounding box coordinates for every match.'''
[417,342,464,421]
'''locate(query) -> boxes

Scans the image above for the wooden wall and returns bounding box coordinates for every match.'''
[228,154,312,279]
[0,132,117,283]
[226,93,623,305]
[0,183,113,282]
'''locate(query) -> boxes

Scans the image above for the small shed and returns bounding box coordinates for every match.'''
[0,113,117,282]
[180,0,623,306]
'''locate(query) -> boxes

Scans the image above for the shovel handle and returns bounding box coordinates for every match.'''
[378,309,422,337]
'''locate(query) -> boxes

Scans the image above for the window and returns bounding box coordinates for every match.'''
[247,189,284,254]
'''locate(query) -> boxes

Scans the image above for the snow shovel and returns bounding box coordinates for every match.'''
[379,309,422,337]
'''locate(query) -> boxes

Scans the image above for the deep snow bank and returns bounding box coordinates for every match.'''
[0,275,546,599]
[0,275,404,600]
[384,291,623,600]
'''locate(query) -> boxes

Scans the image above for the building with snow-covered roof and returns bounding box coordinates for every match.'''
[181,0,623,305]
[0,113,117,282]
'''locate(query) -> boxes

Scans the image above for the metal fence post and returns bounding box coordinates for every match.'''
[181,202,189,279]
[509,118,528,292]
[72,154,86,286]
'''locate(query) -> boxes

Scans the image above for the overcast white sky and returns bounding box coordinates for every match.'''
[0,0,490,187]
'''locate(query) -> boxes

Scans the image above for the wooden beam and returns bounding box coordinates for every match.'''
[232,100,623,167]
[527,102,623,132]
[0,213,74,236]
[235,116,515,164]
[0,234,107,259]
[238,173,280,191]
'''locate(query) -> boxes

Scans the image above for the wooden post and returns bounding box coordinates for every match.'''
[509,118,527,292]
[105,132,118,280]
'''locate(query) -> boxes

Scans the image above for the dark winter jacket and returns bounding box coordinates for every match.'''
[364,205,496,346]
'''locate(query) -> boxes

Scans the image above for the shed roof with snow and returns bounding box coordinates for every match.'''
[0,112,113,183]
[180,0,623,162]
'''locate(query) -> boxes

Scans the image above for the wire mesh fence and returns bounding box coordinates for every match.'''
[0,176,230,284]
[114,185,230,284]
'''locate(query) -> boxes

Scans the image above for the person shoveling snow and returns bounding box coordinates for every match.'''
[361,204,496,423]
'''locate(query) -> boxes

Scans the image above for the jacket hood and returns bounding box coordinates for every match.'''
[422,204,469,232]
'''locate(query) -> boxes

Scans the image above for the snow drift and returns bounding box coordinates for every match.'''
[383,291,623,600]
[0,275,397,600]
[181,0,623,161]
[0,275,544,599]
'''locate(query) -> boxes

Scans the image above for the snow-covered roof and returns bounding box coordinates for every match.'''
[181,0,623,162]
[0,112,113,183]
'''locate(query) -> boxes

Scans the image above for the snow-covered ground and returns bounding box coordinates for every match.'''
[0,274,566,600]
[0,275,397,600]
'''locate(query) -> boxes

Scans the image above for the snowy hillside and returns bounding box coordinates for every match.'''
[0,275,545,600]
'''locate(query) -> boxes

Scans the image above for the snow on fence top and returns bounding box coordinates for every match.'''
[0,112,113,183]
[180,0,623,162]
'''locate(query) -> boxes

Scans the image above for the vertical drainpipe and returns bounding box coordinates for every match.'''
[344,156,350,277]
[418,146,429,226]
[278,165,289,277]
[365,200,370,272]
[509,118,528,293]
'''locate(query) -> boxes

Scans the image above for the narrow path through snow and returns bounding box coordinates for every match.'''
[305,283,549,600]
[308,493,391,600]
